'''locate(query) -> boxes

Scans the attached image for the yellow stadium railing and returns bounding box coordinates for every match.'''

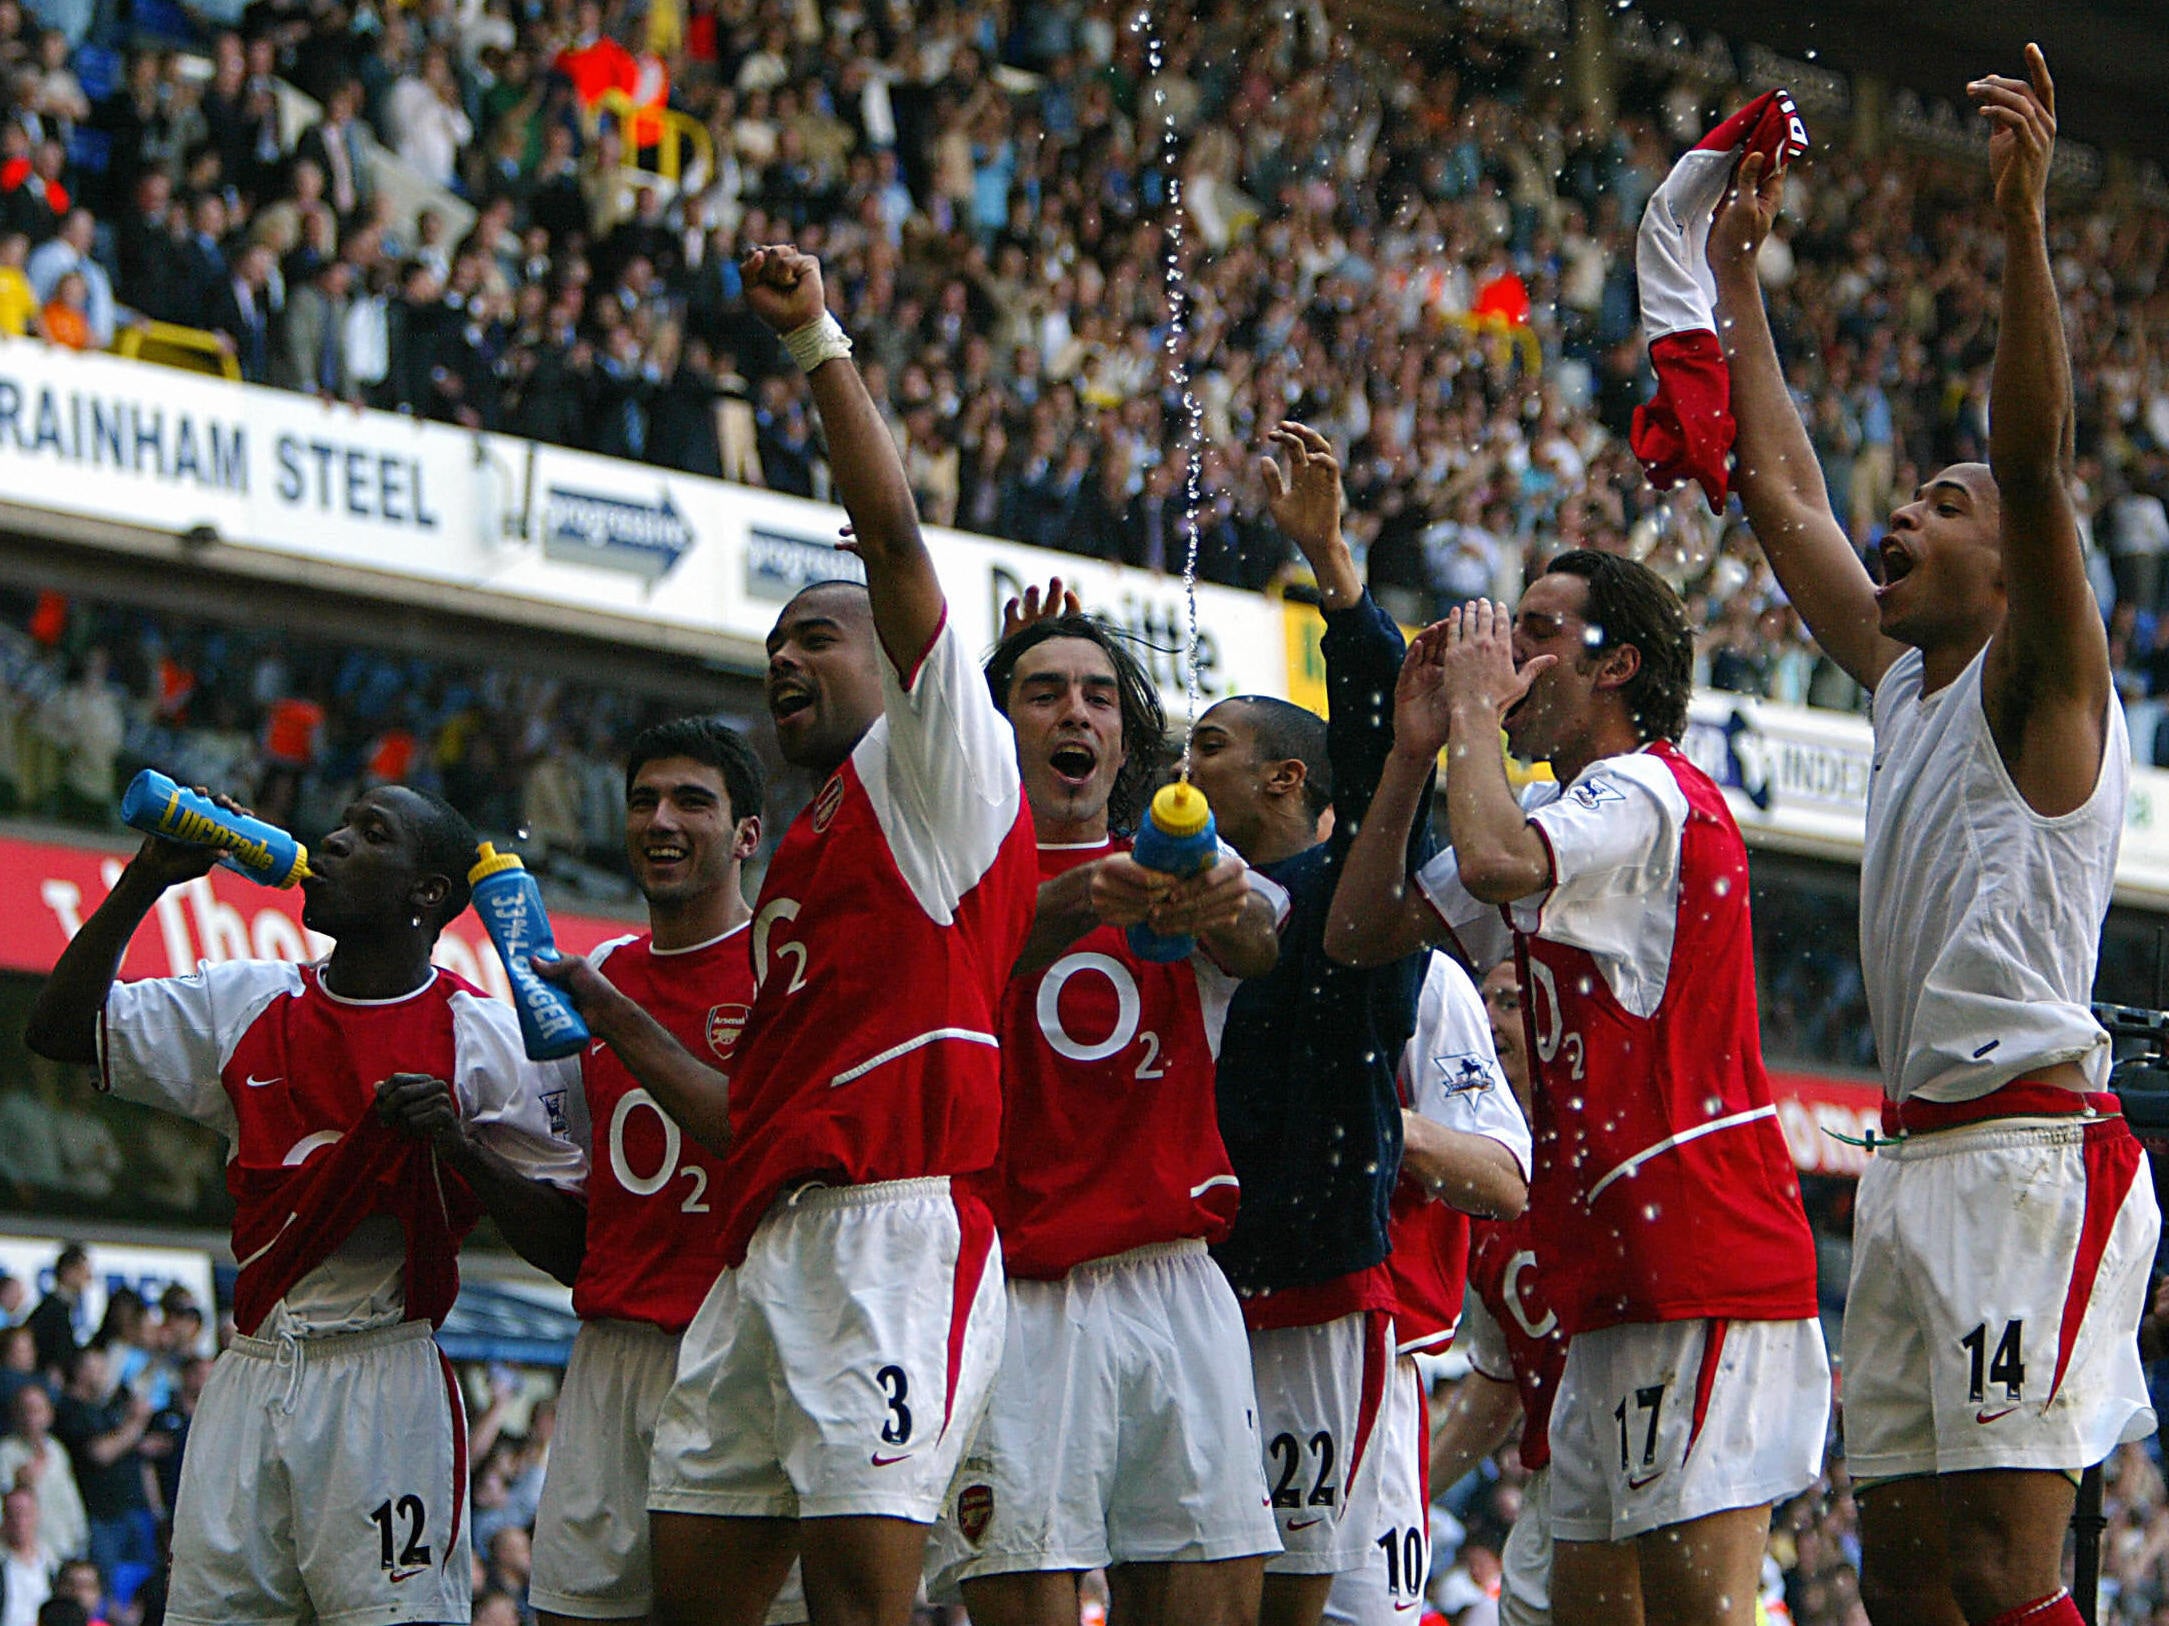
[584,89,714,189]
[1444,309,1542,376]
[112,321,241,382]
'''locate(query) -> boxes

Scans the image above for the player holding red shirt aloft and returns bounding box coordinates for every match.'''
[545,244,1037,1626]
[527,716,809,1626]
[1713,48,2155,1626]
[1328,552,1827,1626]
[930,604,1284,1626]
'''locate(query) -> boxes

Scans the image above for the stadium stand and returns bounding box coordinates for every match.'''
[3,0,2169,1622]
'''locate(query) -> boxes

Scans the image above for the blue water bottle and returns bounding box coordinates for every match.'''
[119,769,311,888]
[1127,781,1220,963]
[468,842,591,1060]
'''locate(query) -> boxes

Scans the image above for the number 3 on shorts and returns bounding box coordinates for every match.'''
[876,1364,912,1446]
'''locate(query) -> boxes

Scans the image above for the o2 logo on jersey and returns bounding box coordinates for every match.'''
[811,775,847,833]
[1523,958,1585,1082]
[1036,952,1167,1081]
[754,898,809,996]
[609,1089,712,1214]
[706,1003,750,1058]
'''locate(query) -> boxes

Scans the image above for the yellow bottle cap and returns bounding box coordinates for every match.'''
[1150,781,1211,839]
[468,841,525,884]
[284,846,311,886]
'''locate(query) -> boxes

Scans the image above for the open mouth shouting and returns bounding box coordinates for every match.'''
[768,678,815,724]
[1874,537,1916,599]
[1047,739,1099,791]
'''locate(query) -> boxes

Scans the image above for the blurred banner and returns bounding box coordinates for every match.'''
[0,341,1287,714]
[0,830,634,986]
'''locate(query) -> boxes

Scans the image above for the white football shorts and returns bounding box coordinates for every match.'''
[1549,1316,1829,1543]
[165,1319,470,1626]
[532,1318,807,1622]
[928,1239,1278,1592]
[1842,1113,2159,1482]
[1321,1353,1430,1623]
[649,1177,1005,1525]
[1249,1310,1397,1576]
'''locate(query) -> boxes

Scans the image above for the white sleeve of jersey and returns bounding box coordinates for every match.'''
[1412,851,1514,973]
[1509,754,1688,1020]
[449,991,590,1192]
[856,614,1026,926]
[1401,953,1532,1180]
[96,960,298,1138]
[1458,1288,1513,1385]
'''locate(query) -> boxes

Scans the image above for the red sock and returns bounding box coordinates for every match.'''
[1982,1591,2084,1626]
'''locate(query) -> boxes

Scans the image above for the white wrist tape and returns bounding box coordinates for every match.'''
[782,311,853,372]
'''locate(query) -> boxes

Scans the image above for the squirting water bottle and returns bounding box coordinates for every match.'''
[468,842,591,1060]
[119,769,311,888]
[1127,781,1220,964]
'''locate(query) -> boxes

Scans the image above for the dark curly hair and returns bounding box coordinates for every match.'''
[1542,549,1695,744]
[985,614,1168,835]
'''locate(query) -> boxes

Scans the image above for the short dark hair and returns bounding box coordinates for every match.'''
[624,717,767,824]
[1231,695,1332,822]
[39,1597,90,1626]
[403,788,480,924]
[985,615,1167,835]
[1542,549,1695,743]
[53,1244,88,1276]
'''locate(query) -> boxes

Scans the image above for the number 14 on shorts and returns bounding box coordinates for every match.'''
[1961,1318,2026,1420]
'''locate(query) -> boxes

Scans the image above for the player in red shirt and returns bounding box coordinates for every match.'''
[27,786,588,1626]
[927,605,1283,1625]
[525,716,803,1626]
[544,245,1036,1626]
[1327,554,1828,1626]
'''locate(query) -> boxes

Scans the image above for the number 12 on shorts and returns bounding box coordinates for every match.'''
[1960,1318,2025,1412]
[369,1495,431,1577]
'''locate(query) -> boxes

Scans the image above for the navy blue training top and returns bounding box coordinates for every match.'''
[1211,592,1436,1298]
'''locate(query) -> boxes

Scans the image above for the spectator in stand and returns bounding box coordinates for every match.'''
[45,1561,99,1626]
[0,1488,54,1626]
[387,45,470,192]
[208,237,279,382]
[295,75,369,222]
[22,211,110,346]
[50,1351,158,1601]
[35,265,85,347]
[0,228,34,333]
[0,1335,38,1435]
[24,1251,86,1384]
[0,1388,86,1566]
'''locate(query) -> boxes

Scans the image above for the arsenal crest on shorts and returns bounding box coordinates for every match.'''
[706,1003,750,1058]
[956,1483,994,1545]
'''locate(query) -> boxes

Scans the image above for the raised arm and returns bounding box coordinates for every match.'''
[27,832,220,1065]
[1971,45,2113,812]
[743,244,943,676]
[1325,634,1458,967]
[1709,154,1901,691]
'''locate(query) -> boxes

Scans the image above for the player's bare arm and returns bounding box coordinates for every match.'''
[1972,45,2113,815]
[1710,154,1900,691]
[1324,641,1457,968]
[375,1072,587,1286]
[1166,859,1280,979]
[1262,421,1361,611]
[1399,1113,1528,1219]
[1013,856,1172,976]
[1012,855,1275,978]
[26,805,226,1063]
[744,244,944,676]
[1425,1367,1522,1497]
[534,952,737,1156]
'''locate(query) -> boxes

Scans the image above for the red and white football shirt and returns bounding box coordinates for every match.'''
[562,926,752,1331]
[1417,742,1818,1336]
[716,616,1039,1266]
[969,839,1286,1280]
[99,961,585,1331]
[1464,1214,1568,1471]
[1386,952,1532,1357]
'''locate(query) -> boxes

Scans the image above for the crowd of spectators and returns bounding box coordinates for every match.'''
[0,0,2158,720]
